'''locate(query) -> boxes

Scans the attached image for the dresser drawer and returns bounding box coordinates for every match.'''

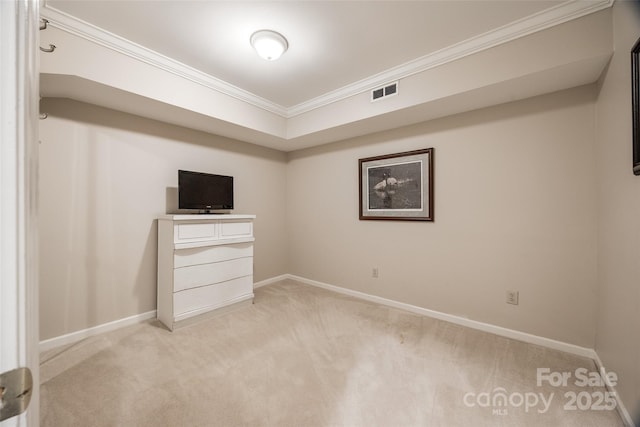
[220,220,253,239]
[174,242,253,268]
[173,256,252,292]
[174,222,218,244]
[174,275,253,318]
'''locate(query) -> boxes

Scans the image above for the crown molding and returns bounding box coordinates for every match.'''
[287,0,614,117]
[41,0,613,119]
[40,3,289,117]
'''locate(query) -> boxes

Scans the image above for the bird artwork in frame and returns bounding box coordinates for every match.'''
[359,148,434,221]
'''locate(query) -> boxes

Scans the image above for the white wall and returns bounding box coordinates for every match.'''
[595,1,640,423]
[287,86,598,348]
[38,98,288,340]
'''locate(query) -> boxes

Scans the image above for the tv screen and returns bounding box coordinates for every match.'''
[178,170,234,211]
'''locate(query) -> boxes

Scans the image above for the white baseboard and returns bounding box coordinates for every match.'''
[38,273,289,352]
[254,274,289,289]
[285,274,597,359]
[38,274,635,425]
[592,351,635,427]
[39,310,157,353]
[281,274,636,424]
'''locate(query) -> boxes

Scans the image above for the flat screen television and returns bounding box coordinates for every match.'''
[178,170,234,212]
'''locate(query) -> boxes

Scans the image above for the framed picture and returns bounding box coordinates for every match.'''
[632,36,640,175]
[359,148,433,221]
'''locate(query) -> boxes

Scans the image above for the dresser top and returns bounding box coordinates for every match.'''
[159,214,256,221]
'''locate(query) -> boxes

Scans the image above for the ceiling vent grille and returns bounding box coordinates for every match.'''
[371,82,398,102]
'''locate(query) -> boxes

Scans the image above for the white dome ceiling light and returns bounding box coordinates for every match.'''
[250,30,289,61]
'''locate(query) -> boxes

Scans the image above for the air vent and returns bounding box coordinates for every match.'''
[371,82,398,102]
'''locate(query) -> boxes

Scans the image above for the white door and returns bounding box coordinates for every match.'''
[1,0,40,426]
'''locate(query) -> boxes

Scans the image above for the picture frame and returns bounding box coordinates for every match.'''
[632,36,640,175]
[359,148,433,221]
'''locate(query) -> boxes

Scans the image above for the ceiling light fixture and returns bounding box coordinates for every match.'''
[250,30,288,61]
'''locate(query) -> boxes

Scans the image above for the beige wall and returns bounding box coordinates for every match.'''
[595,1,640,423]
[287,86,598,348]
[37,6,640,420]
[38,98,288,340]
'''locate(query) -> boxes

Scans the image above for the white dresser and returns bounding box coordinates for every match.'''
[157,214,255,330]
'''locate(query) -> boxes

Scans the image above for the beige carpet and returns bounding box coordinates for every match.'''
[40,279,625,426]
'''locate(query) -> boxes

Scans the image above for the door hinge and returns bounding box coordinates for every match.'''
[0,367,33,422]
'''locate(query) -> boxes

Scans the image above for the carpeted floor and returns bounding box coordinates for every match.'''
[40,279,625,426]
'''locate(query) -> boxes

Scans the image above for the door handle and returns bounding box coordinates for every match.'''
[0,367,33,421]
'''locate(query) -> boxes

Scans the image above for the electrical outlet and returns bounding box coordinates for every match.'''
[506,290,519,305]
[372,267,379,278]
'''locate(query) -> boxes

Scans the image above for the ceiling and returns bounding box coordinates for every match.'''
[46,0,566,109]
[40,0,613,151]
